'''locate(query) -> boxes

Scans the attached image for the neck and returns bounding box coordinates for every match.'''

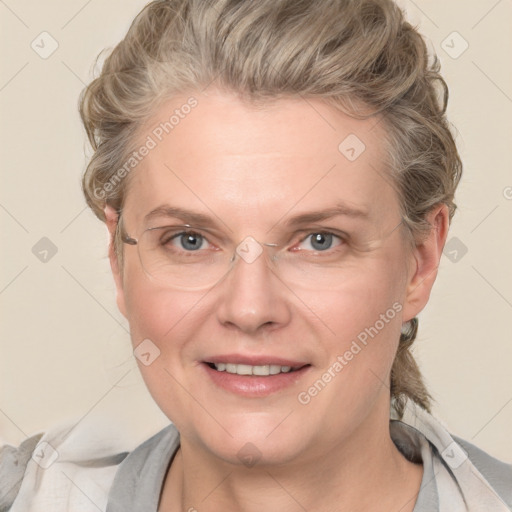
[159,398,423,512]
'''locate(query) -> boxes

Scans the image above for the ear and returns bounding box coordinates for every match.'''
[402,204,450,322]
[104,205,127,318]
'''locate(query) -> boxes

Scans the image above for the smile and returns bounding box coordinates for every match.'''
[202,359,312,397]
[206,362,305,376]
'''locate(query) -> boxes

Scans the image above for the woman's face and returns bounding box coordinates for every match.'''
[110,89,434,466]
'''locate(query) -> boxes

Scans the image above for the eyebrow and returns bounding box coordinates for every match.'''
[143,202,369,229]
[280,203,369,227]
[144,206,226,228]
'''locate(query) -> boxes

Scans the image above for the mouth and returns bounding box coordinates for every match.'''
[201,356,312,397]
[205,361,309,376]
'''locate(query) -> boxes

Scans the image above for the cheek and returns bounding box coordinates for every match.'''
[121,274,204,424]
[122,256,173,336]
[300,251,407,397]
[311,254,406,337]
[124,276,195,350]
[294,264,405,434]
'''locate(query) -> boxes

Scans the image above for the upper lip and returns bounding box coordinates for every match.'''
[204,354,310,368]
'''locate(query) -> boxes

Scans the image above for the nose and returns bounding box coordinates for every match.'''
[215,239,291,335]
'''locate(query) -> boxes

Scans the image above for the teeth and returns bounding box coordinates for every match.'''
[212,363,294,376]
[236,364,253,375]
[226,363,237,373]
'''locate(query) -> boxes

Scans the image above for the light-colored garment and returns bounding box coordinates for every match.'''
[1,402,511,511]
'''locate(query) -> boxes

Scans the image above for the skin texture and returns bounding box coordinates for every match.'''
[104,88,449,512]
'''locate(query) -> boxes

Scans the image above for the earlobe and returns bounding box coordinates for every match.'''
[401,204,450,322]
[104,204,118,233]
[103,205,127,318]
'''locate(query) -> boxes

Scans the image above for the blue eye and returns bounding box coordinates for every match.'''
[173,232,207,251]
[156,230,208,252]
[299,232,343,252]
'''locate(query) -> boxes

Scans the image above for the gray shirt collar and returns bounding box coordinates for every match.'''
[106,420,438,511]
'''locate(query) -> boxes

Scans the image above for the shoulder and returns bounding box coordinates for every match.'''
[0,422,131,512]
[398,401,512,510]
[106,424,180,511]
[453,435,512,507]
[0,433,43,511]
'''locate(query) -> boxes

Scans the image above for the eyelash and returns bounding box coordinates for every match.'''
[160,228,347,254]
[295,231,345,253]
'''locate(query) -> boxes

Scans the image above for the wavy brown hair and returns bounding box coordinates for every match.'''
[79,0,462,419]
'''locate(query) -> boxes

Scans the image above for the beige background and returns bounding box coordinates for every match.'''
[1,0,511,460]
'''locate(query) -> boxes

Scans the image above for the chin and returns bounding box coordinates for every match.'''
[211,434,308,468]
[185,411,312,467]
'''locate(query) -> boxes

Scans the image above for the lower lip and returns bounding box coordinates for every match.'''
[201,363,311,397]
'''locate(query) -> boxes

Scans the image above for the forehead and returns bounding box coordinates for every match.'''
[123,89,398,230]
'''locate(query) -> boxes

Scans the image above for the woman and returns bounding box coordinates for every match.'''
[1,0,511,510]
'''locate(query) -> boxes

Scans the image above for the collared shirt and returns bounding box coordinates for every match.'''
[2,402,511,511]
